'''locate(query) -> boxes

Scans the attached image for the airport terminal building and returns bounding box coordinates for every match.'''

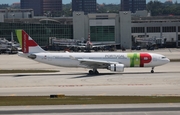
[0,9,180,48]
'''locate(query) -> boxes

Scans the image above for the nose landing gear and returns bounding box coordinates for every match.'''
[151,67,154,73]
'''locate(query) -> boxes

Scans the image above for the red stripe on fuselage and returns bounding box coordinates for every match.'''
[22,31,37,53]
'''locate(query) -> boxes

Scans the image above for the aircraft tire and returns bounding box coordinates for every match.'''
[89,70,94,75]
[151,67,154,73]
[89,70,99,75]
[151,70,154,73]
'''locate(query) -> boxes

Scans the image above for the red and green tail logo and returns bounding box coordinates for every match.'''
[16,30,38,53]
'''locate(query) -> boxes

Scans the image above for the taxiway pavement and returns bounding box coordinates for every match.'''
[0,104,180,115]
[1,49,180,115]
[0,49,180,96]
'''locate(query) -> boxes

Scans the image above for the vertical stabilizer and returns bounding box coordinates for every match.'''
[16,30,45,53]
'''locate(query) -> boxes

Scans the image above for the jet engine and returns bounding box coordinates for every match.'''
[108,64,124,72]
[28,54,37,59]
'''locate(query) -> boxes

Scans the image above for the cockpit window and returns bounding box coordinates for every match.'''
[162,57,166,59]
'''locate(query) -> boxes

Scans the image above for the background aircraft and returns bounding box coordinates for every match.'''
[48,37,118,52]
[0,38,20,54]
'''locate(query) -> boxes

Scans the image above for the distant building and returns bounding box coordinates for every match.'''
[21,0,43,16]
[21,0,62,16]
[0,13,4,22]
[43,0,62,13]
[11,2,20,8]
[164,0,173,5]
[121,0,146,13]
[121,0,129,11]
[0,17,73,46]
[0,9,34,19]
[72,0,96,14]
[1,10,180,48]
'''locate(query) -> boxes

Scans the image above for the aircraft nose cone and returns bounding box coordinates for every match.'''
[161,58,170,65]
[163,58,170,64]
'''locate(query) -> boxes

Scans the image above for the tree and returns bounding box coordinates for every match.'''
[147,1,180,16]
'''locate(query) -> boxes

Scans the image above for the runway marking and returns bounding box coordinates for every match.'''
[0,84,152,88]
[58,85,83,87]
[127,84,151,86]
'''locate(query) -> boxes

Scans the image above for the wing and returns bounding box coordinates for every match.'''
[78,58,119,69]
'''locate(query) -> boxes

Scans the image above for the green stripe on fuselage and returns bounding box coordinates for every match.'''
[15,30,22,48]
[127,53,140,67]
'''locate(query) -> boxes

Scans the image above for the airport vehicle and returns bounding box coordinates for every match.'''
[16,30,170,74]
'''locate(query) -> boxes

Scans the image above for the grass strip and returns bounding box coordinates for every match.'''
[0,96,180,106]
[0,70,59,74]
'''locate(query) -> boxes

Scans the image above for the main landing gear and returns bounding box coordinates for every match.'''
[151,67,154,73]
[89,69,99,75]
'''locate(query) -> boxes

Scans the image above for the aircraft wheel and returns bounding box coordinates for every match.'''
[151,70,154,73]
[89,70,94,75]
[151,67,154,73]
[89,70,99,75]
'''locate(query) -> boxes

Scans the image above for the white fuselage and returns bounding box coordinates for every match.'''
[23,52,169,69]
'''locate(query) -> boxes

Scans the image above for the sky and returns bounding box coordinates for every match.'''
[0,0,179,5]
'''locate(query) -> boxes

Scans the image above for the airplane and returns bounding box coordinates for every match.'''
[78,38,118,52]
[15,30,170,75]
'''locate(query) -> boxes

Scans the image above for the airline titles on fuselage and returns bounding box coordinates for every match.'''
[105,55,127,59]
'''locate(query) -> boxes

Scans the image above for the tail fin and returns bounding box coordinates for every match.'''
[16,30,45,53]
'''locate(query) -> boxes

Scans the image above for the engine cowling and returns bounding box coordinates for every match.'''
[108,64,124,72]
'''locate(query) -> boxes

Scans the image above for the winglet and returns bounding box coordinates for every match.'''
[15,30,45,53]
